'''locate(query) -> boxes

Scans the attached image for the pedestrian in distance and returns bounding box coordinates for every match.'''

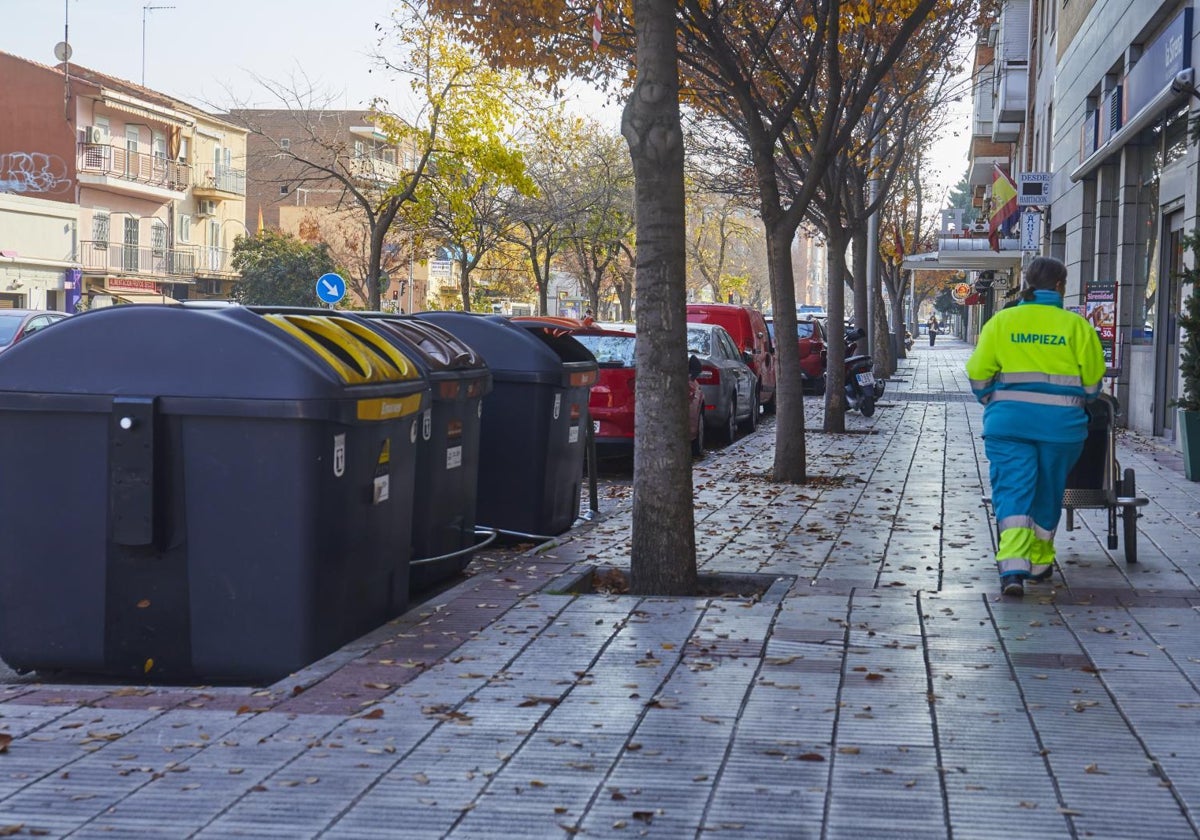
[965,256,1106,597]
[928,314,940,346]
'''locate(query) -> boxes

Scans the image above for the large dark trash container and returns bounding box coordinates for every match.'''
[0,305,428,683]
[414,312,598,538]
[358,314,492,592]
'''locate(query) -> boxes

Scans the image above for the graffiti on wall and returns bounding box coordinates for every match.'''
[0,152,72,195]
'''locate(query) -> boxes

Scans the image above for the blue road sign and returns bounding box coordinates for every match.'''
[315,273,346,304]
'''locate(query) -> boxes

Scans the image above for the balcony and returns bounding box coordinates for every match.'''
[80,240,196,277]
[77,143,191,200]
[348,154,402,186]
[192,247,237,276]
[193,166,247,199]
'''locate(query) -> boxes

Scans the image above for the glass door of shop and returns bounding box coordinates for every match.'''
[1154,210,1185,438]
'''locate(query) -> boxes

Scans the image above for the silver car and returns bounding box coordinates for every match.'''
[0,310,68,353]
[686,322,759,444]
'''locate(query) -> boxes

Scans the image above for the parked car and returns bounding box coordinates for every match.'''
[0,310,68,353]
[765,315,828,394]
[685,303,777,413]
[686,322,759,444]
[574,323,707,457]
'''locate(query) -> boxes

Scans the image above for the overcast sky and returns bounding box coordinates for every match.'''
[0,0,445,110]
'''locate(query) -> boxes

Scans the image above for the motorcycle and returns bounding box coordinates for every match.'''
[843,326,882,417]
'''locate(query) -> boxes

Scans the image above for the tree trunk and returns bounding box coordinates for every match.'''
[852,227,869,333]
[368,225,386,311]
[873,277,894,377]
[624,0,696,596]
[824,227,850,433]
[765,217,807,483]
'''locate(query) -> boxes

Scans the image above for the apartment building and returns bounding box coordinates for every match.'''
[960,0,1196,449]
[228,109,432,311]
[0,52,247,307]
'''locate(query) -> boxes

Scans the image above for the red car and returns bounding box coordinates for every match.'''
[765,316,827,394]
[574,323,706,456]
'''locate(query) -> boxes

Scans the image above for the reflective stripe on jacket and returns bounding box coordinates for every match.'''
[965,290,1106,443]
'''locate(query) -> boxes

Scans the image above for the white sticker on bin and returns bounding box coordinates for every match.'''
[553,393,562,420]
[373,474,390,504]
[422,410,432,441]
[333,433,346,478]
[568,425,579,444]
[446,445,463,470]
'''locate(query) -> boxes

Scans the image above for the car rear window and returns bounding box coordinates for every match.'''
[576,334,636,366]
[686,327,712,356]
[0,314,25,344]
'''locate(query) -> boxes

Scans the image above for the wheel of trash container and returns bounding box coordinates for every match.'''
[692,410,706,457]
[1122,467,1138,565]
[860,394,876,418]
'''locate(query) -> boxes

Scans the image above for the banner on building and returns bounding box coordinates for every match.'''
[1085,279,1119,372]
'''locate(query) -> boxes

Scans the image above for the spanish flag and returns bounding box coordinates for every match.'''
[988,164,1019,252]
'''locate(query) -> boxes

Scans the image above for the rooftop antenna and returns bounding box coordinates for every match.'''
[55,0,73,118]
[141,3,175,87]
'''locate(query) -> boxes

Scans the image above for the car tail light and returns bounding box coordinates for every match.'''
[696,365,720,384]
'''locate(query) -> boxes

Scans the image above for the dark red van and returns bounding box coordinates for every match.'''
[686,303,777,412]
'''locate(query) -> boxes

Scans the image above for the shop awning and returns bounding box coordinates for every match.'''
[98,288,180,305]
[901,238,1024,271]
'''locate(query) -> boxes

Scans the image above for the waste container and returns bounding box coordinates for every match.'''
[0,305,428,683]
[414,312,597,538]
[358,314,493,592]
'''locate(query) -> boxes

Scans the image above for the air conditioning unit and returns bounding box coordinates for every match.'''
[85,125,109,144]
[196,200,217,216]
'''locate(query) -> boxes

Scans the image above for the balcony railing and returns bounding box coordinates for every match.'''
[78,144,191,192]
[193,247,236,275]
[348,154,401,185]
[193,166,247,196]
[80,240,196,276]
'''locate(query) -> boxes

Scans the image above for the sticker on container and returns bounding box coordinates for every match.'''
[568,424,579,444]
[410,419,418,444]
[377,438,390,466]
[422,409,432,441]
[553,393,562,420]
[446,445,463,470]
[477,402,483,419]
[447,419,463,441]
[333,433,346,478]
[373,474,390,504]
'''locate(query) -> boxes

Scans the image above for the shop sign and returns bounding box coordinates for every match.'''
[1085,279,1119,371]
[1124,9,1193,123]
[108,278,160,292]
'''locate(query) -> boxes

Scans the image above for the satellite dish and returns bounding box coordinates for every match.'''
[54,41,72,62]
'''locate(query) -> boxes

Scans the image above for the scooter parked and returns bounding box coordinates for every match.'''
[843,327,879,417]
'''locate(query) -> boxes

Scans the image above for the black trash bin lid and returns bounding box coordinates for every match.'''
[414,312,592,386]
[0,305,422,401]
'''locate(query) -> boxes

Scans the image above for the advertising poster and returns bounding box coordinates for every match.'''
[1084,279,1118,370]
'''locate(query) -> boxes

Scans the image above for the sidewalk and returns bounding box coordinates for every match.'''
[3,339,1200,838]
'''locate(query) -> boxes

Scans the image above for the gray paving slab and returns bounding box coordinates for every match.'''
[4,341,1200,836]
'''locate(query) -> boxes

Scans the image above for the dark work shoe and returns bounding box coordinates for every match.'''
[1001,576,1025,597]
[1029,566,1054,583]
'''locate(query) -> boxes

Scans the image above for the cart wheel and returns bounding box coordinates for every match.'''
[1122,467,1138,565]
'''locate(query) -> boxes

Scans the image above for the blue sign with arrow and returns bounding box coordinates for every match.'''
[315,272,346,304]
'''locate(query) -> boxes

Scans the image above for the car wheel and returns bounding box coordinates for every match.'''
[763,390,777,414]
[692,409,705,457]
[723,397,738,444]
[739,390,759,433]
[812,374,826,396]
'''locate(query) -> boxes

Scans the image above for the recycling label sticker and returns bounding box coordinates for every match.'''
[553,393,561,420]
[333,433,346,478]
[446,445,463,470]
[422,409,432,441]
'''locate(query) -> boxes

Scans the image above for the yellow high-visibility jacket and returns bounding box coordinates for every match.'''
[965,290,1107,443]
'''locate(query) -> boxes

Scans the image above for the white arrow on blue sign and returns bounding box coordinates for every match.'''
[315,272,346,304]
